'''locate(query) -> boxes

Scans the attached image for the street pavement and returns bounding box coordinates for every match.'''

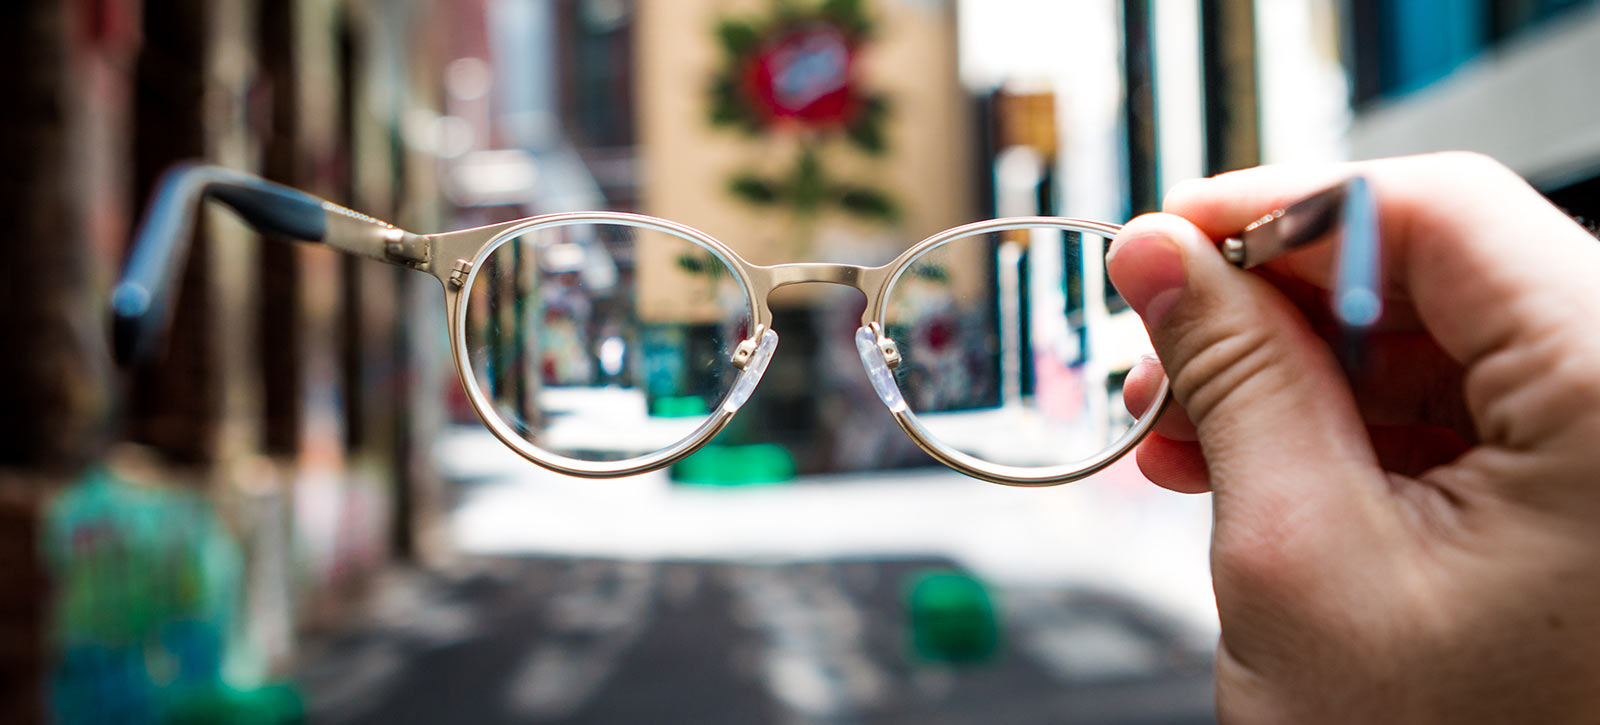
[296,427,1219,723]
[297,557,1214,724]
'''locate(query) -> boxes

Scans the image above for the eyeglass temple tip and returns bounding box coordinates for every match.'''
[112,162,330,365]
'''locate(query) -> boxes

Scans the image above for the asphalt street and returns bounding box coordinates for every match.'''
[297,557,1214,724]
[297,428,1218,723]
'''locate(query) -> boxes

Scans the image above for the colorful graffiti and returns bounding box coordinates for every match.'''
[44,467,302,724]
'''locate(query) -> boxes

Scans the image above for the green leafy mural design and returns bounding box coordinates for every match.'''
[708,0,898,224]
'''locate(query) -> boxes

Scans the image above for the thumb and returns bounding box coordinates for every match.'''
[1106,212,1385,530]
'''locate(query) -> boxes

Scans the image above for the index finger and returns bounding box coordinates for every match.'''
[1164,162,1362,296]
[1168,152,1600,455]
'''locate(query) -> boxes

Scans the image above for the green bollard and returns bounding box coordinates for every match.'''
[905,570,1000,664]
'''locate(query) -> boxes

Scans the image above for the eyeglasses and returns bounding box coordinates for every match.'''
[112,164,1376,486]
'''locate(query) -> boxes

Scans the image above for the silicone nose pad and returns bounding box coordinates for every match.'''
[855,326,906,413]
[723,328,778,413]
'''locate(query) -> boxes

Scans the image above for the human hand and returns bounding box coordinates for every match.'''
[1106,152,1600,722]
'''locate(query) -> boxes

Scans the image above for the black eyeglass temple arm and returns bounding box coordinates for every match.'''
[110,162,425,365]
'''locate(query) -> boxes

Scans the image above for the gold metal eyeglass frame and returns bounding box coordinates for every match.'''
[113,164,1374,488]
[437,211,1162,486]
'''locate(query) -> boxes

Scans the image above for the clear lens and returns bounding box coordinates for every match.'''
[881,224,1152,470]
[462,220,753,463]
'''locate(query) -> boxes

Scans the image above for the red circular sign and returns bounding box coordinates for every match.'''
[741,25,860,127]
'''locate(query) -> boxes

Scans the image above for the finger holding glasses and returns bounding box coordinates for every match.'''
[1112,152,1598,495]
[1110,151,1600,722]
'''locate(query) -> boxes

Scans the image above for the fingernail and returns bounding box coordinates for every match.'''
[1107,231,1185,326]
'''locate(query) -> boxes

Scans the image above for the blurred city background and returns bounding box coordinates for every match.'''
[3,0,1598,722]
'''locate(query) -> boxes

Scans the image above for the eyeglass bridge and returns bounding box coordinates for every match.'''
[732,325,899,371]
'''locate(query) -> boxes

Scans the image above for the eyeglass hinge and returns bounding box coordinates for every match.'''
[446,259,472,290]
[383,229,431,265]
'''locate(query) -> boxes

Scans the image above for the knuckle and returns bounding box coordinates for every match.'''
[1426,150,1511,178]
[1161,178,1207,212]
[1412,150,1519,192]
[1474,317,1600,450]
[1164,320,1290,429]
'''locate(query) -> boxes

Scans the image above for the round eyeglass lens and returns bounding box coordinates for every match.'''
[880,224,1153,470]
[462,220,754,464]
